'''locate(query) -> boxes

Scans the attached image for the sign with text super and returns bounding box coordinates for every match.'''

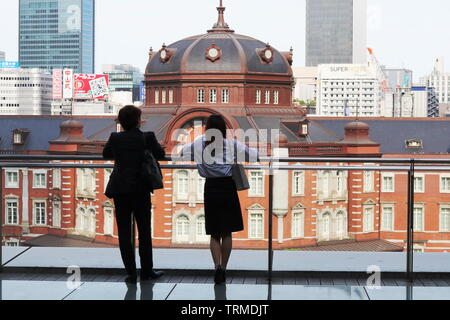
[73,74,109,99]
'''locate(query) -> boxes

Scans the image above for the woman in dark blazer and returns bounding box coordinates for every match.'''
[103,105,165,283]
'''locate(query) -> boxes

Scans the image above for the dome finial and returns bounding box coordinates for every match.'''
[208,0,234,33]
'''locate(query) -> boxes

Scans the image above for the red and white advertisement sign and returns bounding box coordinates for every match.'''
[62,69,74,99]
[73,74,109,99]
[52,69,63,99]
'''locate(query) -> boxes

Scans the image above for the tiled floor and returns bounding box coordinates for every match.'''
[2,269,450,300]
[2,269,450,287]
[3,279,450,300]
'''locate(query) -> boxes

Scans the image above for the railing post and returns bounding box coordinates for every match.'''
[0,166,3,272]
[406,159,415,281]
[268,161,274,283]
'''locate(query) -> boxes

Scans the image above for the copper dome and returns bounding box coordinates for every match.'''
[145,3,292,76]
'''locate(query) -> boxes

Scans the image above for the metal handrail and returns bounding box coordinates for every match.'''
[1,156,450,280]
[0,154,450,164]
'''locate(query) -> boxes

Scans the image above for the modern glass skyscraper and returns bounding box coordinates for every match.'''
[19,0,95,73]
[305,0,367,67]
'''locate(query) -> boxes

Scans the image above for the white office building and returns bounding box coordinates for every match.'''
[0,51,5,61]
[0,68,52,115]
[384,86,438,118]
[316,63,382,117]
[293,66,318,103]
[51,100,115,116]
[421,57,450,104]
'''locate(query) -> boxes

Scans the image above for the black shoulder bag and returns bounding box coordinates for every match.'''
[141,134,164,191]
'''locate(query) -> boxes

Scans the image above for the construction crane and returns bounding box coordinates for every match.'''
[367,47,390,94]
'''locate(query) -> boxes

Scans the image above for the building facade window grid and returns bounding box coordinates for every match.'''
[274,90,279,105]
[292,210,305,238]
[381,205,394,231]
[33,171,46,189]
[382,173,395,193]
[264,90,270,104]
[34,201,46,225]
[414,175,425,193]
[440,175,450,193]
[222,89,230,103]
[5,170,19,188]
[161,90,166,104]
[292,171,305,196]
[197,89,205,103]
[154,89,159,104]
[363,206,374,233]
[209,89,217,103]
[104,207,114,235]
[256,90,261,104]
[6,200,19,225]
[363,171,374,193]
[175,215,190,241]
[53,200,61,228]
[249,212,264,239]
[249,171,264,197]
[414,205,424,232]
[52,168,61,189]
[440,206,450,232]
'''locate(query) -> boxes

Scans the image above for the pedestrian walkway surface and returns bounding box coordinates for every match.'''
[3,247,450,273]
[2,280,450,300]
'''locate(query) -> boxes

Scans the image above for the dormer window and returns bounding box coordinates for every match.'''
[298,119,310,137]
[406,139,423,149]
[12,129,29,146]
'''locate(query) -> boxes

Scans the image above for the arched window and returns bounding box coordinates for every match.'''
[176,215,190,242]
[177,170,189,200]
[320,212,331,241]
[88,209,96,233]
[53,200,61,228]
[322,172,330,198]
[197,175,205,200]
[336,211,345,239]
[76,207,85,232]
[363,206,374,232]
[104,207,114,235]
[196,216,206,237]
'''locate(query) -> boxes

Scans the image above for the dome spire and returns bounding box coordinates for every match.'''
[208,0,234,33]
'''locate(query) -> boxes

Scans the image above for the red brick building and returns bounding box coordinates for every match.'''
[2,3,450,252]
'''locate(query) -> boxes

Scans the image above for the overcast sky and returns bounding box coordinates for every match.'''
[1,0,449,80]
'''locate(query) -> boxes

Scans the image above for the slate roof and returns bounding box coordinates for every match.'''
[312,118,450,154]
[0,117,114,152]
[1,116,449,155]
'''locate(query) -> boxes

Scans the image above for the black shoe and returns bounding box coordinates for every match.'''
[141,270,165,281]
[125,275,137,284]
[214,267,224,285]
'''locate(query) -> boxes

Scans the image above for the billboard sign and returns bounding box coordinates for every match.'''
[73,74,109,99]
[52,69,63,99]
[0,61,20,69]
[140,81,146,102]
[62,69,74,99]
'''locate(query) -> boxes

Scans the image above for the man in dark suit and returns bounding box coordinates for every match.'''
[103,105,165,283]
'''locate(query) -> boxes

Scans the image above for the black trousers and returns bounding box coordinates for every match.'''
[113,192,153,276]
